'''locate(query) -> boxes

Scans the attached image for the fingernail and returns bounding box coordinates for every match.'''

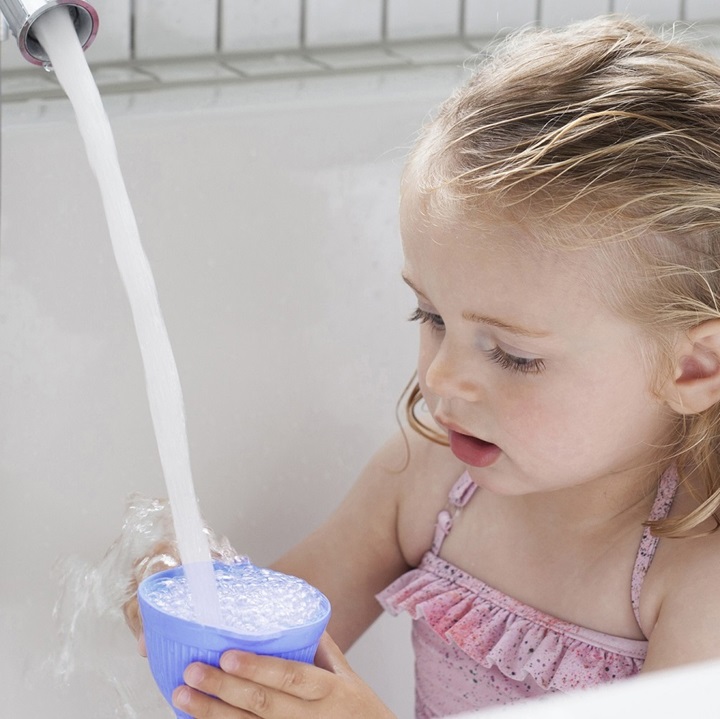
[173,686,191,708]
[220,651,241,673]
[184,663,204,685]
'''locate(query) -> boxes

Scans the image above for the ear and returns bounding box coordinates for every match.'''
[663,319,720,415]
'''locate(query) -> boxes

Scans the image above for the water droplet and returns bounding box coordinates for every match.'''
[42,61,54,72]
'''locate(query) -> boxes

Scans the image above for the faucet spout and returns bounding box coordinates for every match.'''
[0,0,98,65]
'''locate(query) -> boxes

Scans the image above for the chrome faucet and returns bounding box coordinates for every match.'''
[0,0,98,65]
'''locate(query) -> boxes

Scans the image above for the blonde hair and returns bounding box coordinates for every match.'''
[403,16,720,537]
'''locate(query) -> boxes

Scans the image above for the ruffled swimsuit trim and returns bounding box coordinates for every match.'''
[377,466,679,692]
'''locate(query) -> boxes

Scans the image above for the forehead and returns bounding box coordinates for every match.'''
[399,185,587,275]
[399,173,626,277]
[399,190,624,336]
[402,209,576,293]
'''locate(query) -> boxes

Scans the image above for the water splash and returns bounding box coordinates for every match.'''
[47,495,240,717]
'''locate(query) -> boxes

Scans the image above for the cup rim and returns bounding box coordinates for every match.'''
[138,560,332,643]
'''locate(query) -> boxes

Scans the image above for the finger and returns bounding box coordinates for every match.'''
[172,684,256,719]
[219,651,327,701]
[182,659,324,718]
[137,546,181,580]
[313,632,351,675]
[122,598,148,657]
[122,596,141,635]
[181,662,281,718]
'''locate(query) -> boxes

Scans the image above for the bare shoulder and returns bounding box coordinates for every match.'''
[330,426,464,567]
[642,522,720,671]
[349,428,463,550]
[387,429,466,567]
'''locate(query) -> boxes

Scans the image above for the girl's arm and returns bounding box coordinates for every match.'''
[270,424,459,650]
[170,429,457,719]
[269,430,418,651]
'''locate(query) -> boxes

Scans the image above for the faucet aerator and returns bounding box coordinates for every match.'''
[0,0,98,66]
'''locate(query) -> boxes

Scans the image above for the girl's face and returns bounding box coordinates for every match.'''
[400,192,678,496]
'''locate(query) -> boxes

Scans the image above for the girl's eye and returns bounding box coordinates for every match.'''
[408,307,445,331]
[408,308,544,374]
[486,346,545,375]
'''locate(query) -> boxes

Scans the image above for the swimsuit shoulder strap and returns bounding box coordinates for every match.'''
[630,465,679,628]
[430,471,478,555]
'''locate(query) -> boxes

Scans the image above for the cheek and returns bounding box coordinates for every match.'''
[495,380,590,449]
[500,371,653,457]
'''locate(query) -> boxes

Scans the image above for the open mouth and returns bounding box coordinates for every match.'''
[448,430,501,468]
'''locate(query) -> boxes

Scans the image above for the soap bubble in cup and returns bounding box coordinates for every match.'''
[138,559,332,719]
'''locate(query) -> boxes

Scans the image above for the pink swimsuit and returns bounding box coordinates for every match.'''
[377,467,678,717]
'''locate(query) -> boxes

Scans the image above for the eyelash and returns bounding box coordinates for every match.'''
[408,307,445,330]
[408,307,546,376]
[485,346,546,375]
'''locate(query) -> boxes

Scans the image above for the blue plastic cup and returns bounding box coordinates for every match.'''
[138,561,331,719]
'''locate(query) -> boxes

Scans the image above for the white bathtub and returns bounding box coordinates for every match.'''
[0,58,473,717]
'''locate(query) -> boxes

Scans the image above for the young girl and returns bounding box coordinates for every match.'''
[127,15,720,718]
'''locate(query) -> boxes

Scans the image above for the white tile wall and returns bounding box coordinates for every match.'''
[134,0,218,59]
[221,0,301,53]
[685,0,720,21]
[540,0,612,27]
[3,0,715,72]
[1,35,28,70]
[83,0,131,63]
[225,53,320,77]
[304,0,383,46]
[613,0,681,23]
[386,0,461,40]
[464,0,538,35]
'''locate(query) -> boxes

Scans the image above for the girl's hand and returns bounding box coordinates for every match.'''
[123,541,180,657]
[123,592,147,657]
[172,632,396,719]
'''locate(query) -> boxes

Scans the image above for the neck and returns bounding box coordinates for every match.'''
[490,463,666,536]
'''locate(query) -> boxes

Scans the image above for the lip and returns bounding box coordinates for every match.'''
[434,417,502,467]
[448,430,502,468]
[434,416,470,436]
[435,417,501,468]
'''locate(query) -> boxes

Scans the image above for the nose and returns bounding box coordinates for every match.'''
[423,339,483,403]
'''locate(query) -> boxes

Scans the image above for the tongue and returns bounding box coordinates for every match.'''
[449,431,501,468]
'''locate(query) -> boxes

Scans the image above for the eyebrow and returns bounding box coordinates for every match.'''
[461,312,550,338]
[401,273,550,339]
